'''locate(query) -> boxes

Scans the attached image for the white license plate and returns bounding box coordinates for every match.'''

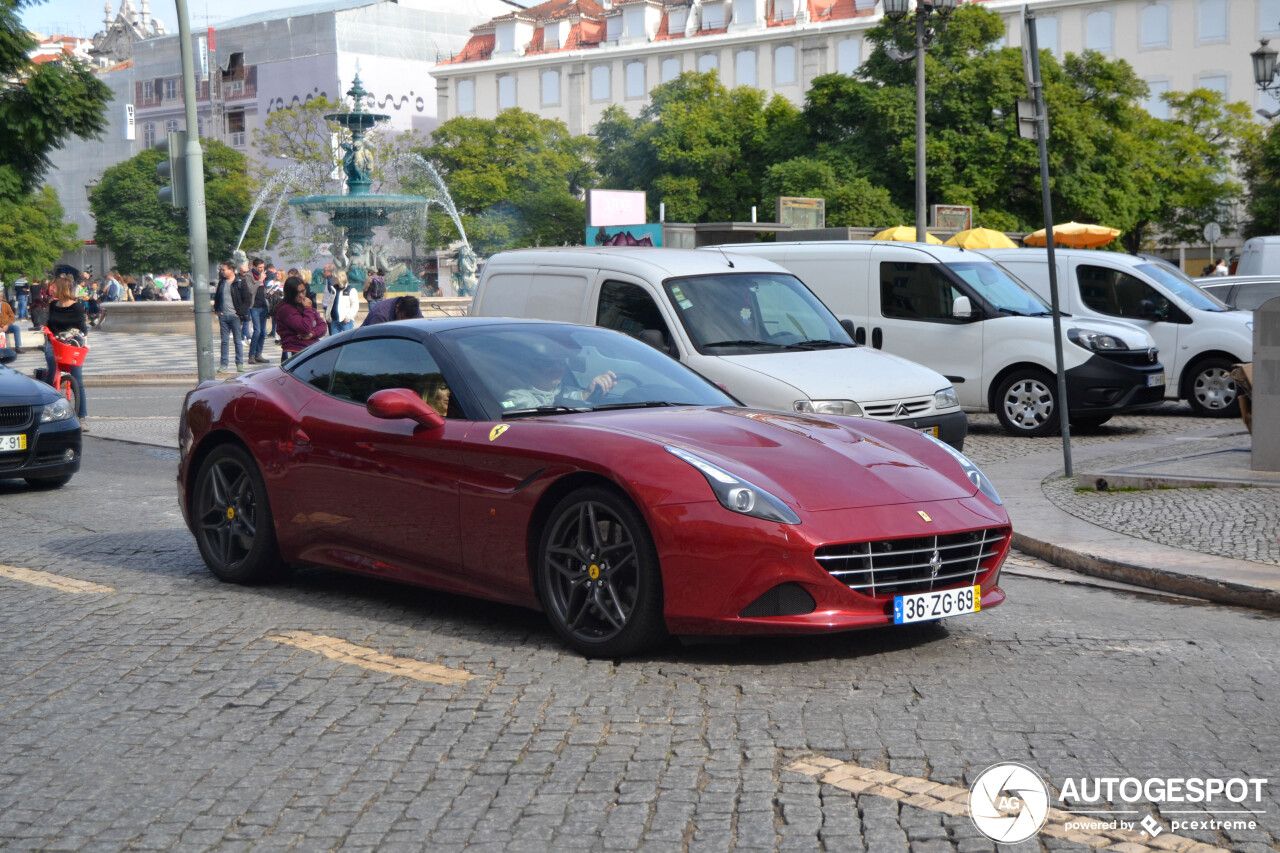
[0,434,26,453]
[894,585,980,624]
[1148,372,1165,387]
[918,426,939,437]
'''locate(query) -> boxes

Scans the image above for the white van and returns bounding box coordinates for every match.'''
[715,241,1165,436]
[1235,236,1280,276]
[982,249,1253,417]
[471,247,970,448]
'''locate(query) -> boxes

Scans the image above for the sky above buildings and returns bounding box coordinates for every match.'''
[24,0,341,39]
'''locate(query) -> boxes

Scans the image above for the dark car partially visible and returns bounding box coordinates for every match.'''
[0,349,82,488]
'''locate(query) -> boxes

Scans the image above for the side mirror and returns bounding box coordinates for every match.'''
[839,318,857,338]
[1137,299,1161,320]
[638,329,673,355]
[952,295,973,319]
[366,388,445,430]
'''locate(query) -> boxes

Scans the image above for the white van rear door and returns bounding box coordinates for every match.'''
[870,244,986,409]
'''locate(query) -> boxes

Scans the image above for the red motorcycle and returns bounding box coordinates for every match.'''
[38,327,87,417]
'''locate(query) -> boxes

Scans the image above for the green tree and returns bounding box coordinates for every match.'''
[90,141,264,272]
[595,71,800,222]
[410,109,596,255]
[1,0,112,199]
[1243,120,1280,237]
[0,185,79,280]
[761,157,907,227]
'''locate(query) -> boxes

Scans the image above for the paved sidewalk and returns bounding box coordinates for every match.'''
[32,328,1278,611]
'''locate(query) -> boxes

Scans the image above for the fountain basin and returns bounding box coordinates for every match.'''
[290,194,428,226]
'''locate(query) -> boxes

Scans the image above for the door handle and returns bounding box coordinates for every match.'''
[871,327,883,349]
[287,426,311,451]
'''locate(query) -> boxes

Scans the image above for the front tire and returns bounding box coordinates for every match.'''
[1186,357,1240,417]
[995,369,1060,437]
[536,486,666,657]
[192,444,285,584]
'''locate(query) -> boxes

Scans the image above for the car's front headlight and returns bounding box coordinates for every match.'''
[794,399,863,416]
[39,398,74,423]
[1068,327,1130,352]
[922,433,1002,505]
[665,445,801,524]
[934,386,959,409]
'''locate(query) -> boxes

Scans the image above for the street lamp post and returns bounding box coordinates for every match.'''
[1251,37,1280,230]
[883,0,957,242]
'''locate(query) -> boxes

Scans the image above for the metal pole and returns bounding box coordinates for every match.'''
[915,7,928,241]
[174,0,214,381]
[1025,7,1072,476]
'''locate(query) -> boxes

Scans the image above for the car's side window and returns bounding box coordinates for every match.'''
[879,262,962,322]
[286,347,339,394]
[329,338,451,414]
[1236,283,1280,311]
[597,280,674,351]
[1077,265,1169,319]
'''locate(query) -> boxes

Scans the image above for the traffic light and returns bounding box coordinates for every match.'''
[156,130,188,208]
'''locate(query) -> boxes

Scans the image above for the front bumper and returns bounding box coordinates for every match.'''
[649,495,1009,636]
[884,409,968,452]
[1065,354,1166,416]
[0,419,81,481]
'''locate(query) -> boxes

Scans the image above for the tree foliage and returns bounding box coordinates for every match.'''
[89,141,264,271]
[1,0,111,200]
[0,185,79,280]
[410,109,596,255]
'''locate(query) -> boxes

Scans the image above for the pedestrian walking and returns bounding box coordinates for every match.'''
[248,271,271,364]
[323,269,359,336]
[30,278,52,331]
[176,272,191,301]
[212,261,252,372]
[13,275,29,321]
[363,272,386,307]
[275,276,325,364]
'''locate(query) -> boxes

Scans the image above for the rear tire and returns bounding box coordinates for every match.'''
[994,369,1060,437]
[192,444,286,584]
[1185,357,1240,417]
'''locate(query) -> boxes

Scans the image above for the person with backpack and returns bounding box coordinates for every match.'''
[363,273,386,307]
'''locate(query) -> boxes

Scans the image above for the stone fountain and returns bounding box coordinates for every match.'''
[288,75,428,291]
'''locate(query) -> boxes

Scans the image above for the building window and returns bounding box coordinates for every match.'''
[1140,4,1170,47]
[733,0,756,25]
[227,109,245,147]
[624,6,646,37]
[541,69,560,105]
[197,116,204,137]
[457,79,475,114]
[143,80,154,102]
[702,3,725,29]
[1198,73,1229,96]
[661,57,681,83]
[836,39,860,75]
[1198,0,1227,42]
[142,121,156,147]
[735,49,756,86]
[498,75,516,110]
[164,118,180,133]
[1144,79,1170,118]
[697,53,718,73]
[774,45,796,85]
[164,77,178,100]
[1085,11,1113,52]
[774,0,795,21]
[591,65,611,100]
[1264,0,1280,35]
[625,61,646,98]
[1035,16,1059,56]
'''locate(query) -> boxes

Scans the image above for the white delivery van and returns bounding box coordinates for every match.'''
[982,249,1253,417]
[471,247,970,448]
[715,241,1165,436]
[1234,236,1280,276]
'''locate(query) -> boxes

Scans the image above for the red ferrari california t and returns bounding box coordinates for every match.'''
[178,318,1009,656]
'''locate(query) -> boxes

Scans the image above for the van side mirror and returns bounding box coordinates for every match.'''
[638,329,673,355]
[839,318,857,339]
[952,295,974,320]
[1137,299,1163,321]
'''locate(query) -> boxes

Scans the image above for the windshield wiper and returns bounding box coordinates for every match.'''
[592,401,694,411]
[793,338,854,349]
[702,339,804,350]
[502,405,592,419]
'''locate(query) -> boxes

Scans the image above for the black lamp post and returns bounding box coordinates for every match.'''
[884,0,958,242]
[1252,37,1279,118]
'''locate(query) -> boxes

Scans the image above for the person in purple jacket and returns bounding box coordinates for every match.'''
[360,295,422,327]
[274,277,326,363]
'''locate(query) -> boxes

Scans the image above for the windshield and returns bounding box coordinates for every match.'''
[1137,263,1230,311]
[947,262,1052,315]
[439,324,736,419]
[664,272,852,355]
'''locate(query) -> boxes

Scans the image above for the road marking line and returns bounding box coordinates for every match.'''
[265,630,477,685]
[0,565,114,594]
[785,756,1232,853]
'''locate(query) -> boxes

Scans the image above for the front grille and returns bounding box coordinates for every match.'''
[0,405,32,429]
[1098,348,1159,366]
[816,527,1008,598]
[862,397,933,420]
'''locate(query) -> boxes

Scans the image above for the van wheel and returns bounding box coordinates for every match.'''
[995,369,1060,437]
[1186,357,1239,418]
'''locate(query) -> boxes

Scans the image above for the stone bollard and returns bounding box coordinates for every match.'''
[1254,294,1280,471]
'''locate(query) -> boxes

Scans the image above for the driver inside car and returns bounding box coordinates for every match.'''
[503,346,617,410]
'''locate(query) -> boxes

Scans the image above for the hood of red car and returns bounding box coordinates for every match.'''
[560,406,976,512]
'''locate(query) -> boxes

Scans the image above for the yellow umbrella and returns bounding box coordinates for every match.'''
[945,227,1019,249]
[1023,221,1121,248]
[874,225,943,244]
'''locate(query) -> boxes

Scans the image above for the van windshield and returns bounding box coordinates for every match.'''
[664,272,853,355]
[1137,263,1231,312]
[946,262,1052,316]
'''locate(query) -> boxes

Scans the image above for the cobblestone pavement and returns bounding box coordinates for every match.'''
[1,439,1276,852]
